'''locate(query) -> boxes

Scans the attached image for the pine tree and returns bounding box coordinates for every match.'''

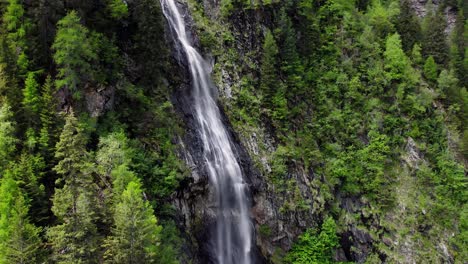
[396,0,422,52]
[104,180,161,264]
[0,174,43,264]
[47,112,100,263]
[52,11,97,99]
[0,103,17,173]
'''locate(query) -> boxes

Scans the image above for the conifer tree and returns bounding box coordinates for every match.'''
[104,180,161,264]
[424,55,438,82]
[422,8,449,65]
[39,76,58,153]
[260,30,280,110]
[3,0,31,72]
[450,12,467,87]
[8,153,47,223]
[0,103,17,172]
[0,174,43,264]
[53,11,97,98]
[22,72,41,116]
[396,0,422,52]
[47,112,100,263]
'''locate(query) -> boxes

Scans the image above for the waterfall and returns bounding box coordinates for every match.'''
[160,1,254,263]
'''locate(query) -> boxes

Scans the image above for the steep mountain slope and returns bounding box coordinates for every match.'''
[0,0,465,263]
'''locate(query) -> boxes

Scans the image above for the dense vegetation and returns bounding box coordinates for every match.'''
[189,0,467,262]
[0,0,185,262]
[0,0,466,263]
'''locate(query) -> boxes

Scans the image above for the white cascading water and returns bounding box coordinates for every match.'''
[160,0,253,263]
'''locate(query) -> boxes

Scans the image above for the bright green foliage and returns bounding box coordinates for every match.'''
[384,33,414,82]
[47,112,100,263]
[411,43,423,65]
[53,11,97,98]
[3,0,31,72]
[96,131,133,178]
[7,154,47,223]
[285,217,339,264]
[39,76,58,152]
[22,72,41,123]
[424,56,438,82]
[450,12,467,87]
[107,0,129,19]
[367,0,398,39]
[0,175,43,264]
[0,103,17,172]
[104,181,161,263]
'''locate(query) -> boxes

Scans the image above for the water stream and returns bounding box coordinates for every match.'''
[160,1,254,263]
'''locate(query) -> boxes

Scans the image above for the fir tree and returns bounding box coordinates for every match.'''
[0,103,17,172]
[22,72,40,115]
[422,8,449,65]
[0,174,43,264]
[424,55,438,82]
[396,0,422,52]
[104,180,161,264]
[47,112,100,263]
[3,0,31,72]
[260,30,280,110]
[39,76,58,153]
[52,11,97,99]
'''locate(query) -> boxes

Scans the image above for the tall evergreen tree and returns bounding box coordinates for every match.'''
[47,112,100,263]
[396,0,422,52]
[450,12,467,87]
[422,8,449,65]
[260,30,280,110]
[22,72,41,116]
[38,76,58,153]
[52,11,97,99]
[2,0,31,72]
[0,174,43,264]
[104,180,161,264]
[0,103,17,173]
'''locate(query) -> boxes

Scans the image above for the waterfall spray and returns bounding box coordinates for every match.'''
[160,1,254,263]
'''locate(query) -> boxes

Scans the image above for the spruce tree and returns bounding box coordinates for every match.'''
[422,8,449,65]
[424,55,438,82]
[8,153,47,223]
[47,112,100,263]
[0,103,17,173]
[52,11,97,98]
[0,174,43,264]
[3,0,31,72]
[396,0,422,52]
[39,76,58,153]
[260,30,280,110]
[22,72,41,144]
[104,180,161,264]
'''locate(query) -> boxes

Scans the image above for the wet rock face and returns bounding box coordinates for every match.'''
[84,84,114,117]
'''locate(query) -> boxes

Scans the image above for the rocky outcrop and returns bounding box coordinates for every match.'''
[410,0,458,33]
